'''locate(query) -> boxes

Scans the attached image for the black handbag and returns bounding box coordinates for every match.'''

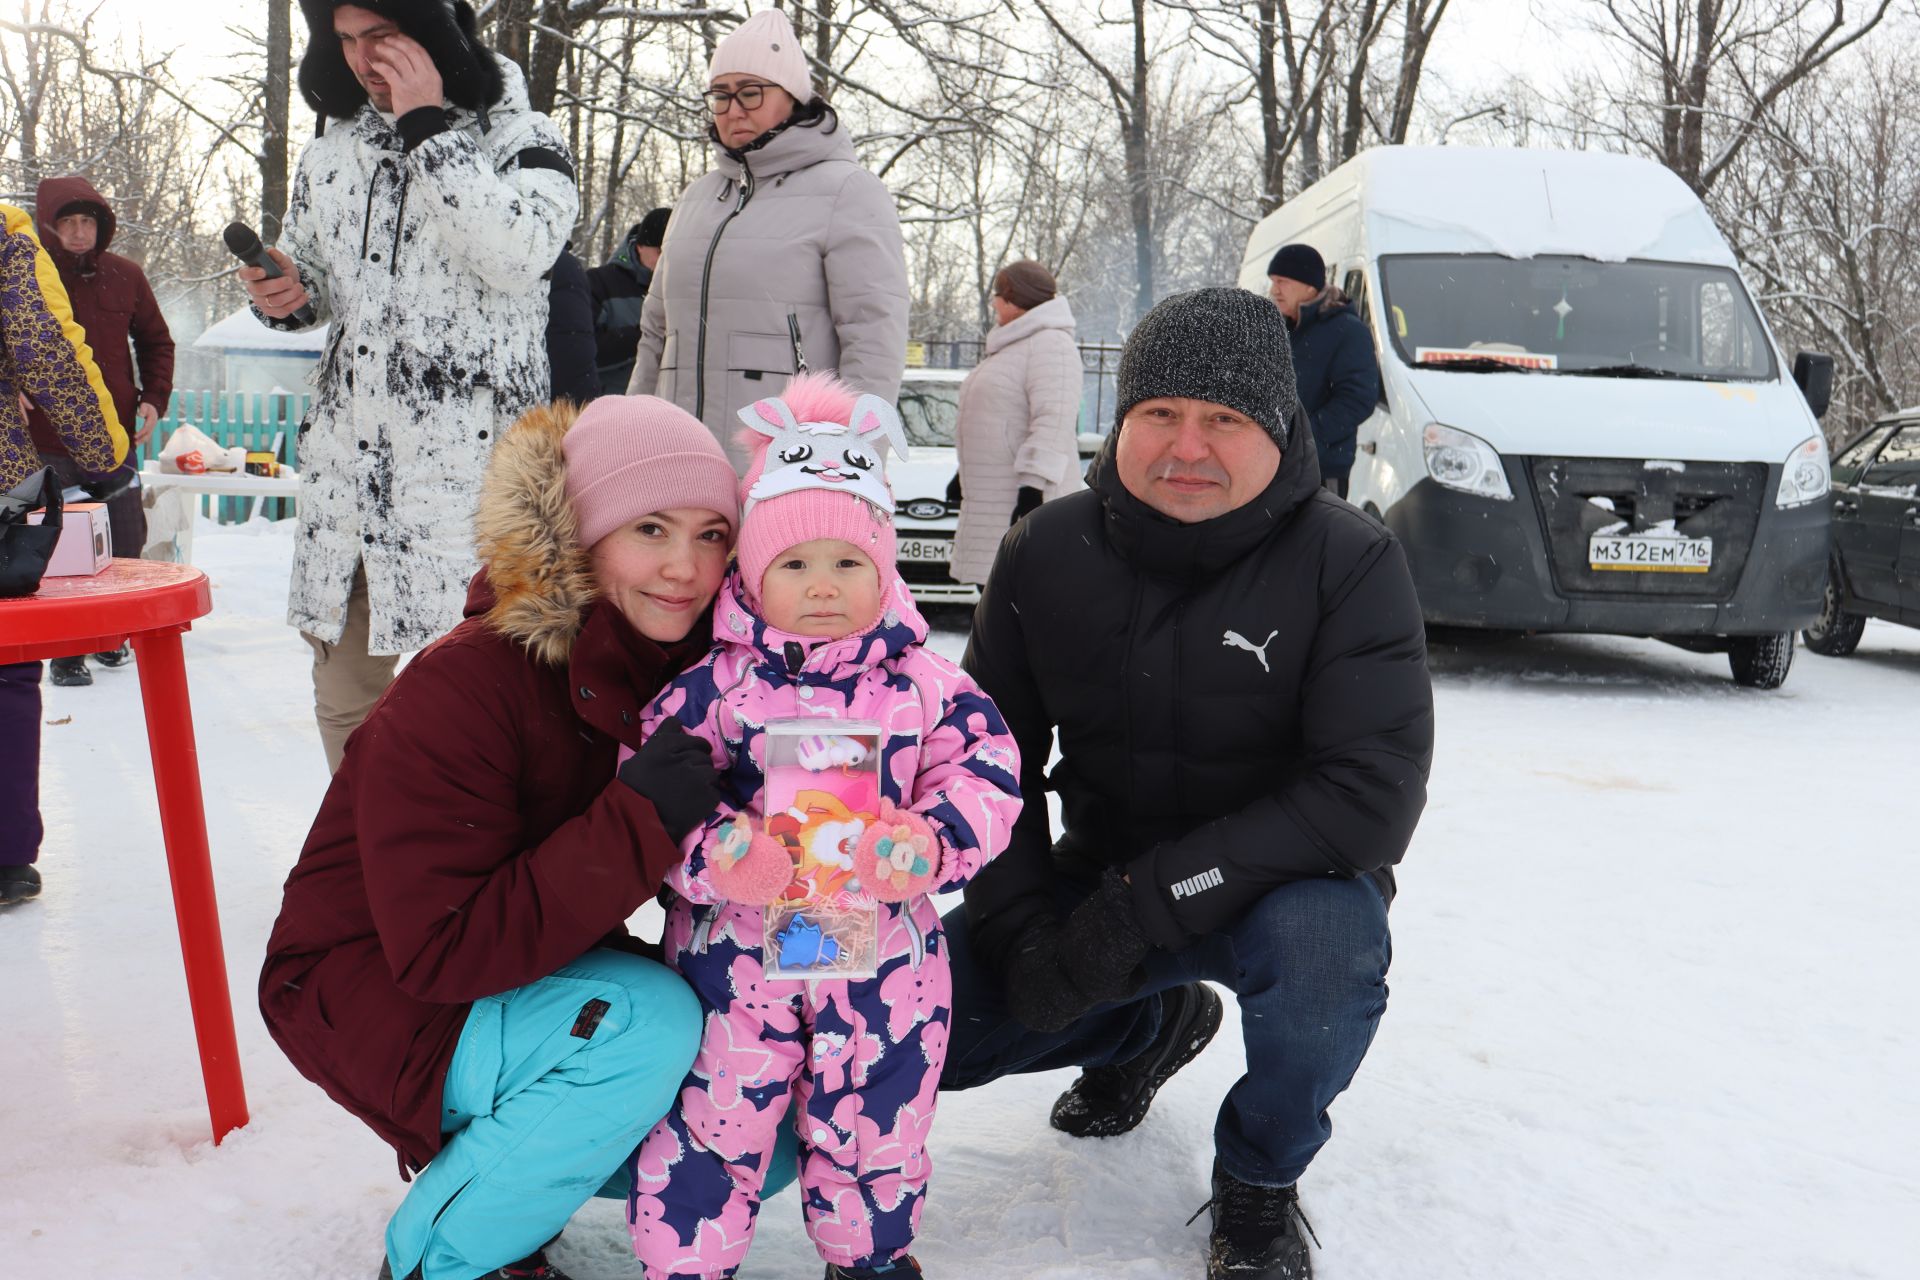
[0,467,62,598]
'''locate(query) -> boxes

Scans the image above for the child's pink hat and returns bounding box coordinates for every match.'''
[733,373,910,610]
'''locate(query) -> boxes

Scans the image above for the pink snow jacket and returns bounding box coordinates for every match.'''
[645,569,1022,908]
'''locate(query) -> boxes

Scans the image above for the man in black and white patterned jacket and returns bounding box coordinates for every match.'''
[243,1,577,772]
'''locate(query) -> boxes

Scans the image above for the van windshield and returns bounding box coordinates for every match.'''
[1377,254,1776,381]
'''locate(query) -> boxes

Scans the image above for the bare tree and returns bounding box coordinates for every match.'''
[1031,0,1157,318]
[1718,54,1920,438]
[1168,0,1448,214]
[262,0,292,238]
[1584,0,1897,195]
[1386,0,1450,144]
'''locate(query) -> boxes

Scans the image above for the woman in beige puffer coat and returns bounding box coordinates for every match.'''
[628,10,908,472]
[949,261,1085,585]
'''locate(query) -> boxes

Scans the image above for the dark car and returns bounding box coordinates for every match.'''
[1804,408,1920,655]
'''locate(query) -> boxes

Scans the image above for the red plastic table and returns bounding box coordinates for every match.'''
[0,559,248,1144]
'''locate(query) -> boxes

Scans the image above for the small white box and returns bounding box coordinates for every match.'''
[26,502,113,576]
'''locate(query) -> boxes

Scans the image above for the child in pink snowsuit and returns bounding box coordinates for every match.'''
[627,373,1022,1280]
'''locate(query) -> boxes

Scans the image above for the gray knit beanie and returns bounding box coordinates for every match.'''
[1114,287,1299,447]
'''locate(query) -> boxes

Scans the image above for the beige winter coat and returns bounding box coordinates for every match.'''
[628,119,909,471]
[949,296,1085,584]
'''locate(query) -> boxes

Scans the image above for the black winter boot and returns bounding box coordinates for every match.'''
[378,1250,573,1280]
[48,656,91,687]
[825,1257,922,1279]
[92,641,132,668]
[1195,1160,1320,1279]
[1050,982,1223,1138]
[0,864,42,906]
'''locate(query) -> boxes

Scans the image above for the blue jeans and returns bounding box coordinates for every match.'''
[386,949,703,1280]
[940,875,1392,1188]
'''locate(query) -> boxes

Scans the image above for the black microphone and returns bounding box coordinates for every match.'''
[224,221,317,327]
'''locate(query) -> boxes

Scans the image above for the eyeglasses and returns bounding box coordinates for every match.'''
[703,82,777,115]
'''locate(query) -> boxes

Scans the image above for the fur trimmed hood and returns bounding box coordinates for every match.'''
[472,400,597,666]
[298,0,506,121]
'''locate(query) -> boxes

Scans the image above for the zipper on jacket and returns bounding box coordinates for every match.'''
[1171,601,1186,820]
[693,159,756,421]
[389,173,411,275]
[360,164,384,262]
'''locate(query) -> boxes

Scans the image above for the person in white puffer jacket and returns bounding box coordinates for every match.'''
[628,9,910,473]
[949,260,1086,586]
[243,1,578,772]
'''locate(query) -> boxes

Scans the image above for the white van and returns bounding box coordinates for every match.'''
[1238,146,1835,687]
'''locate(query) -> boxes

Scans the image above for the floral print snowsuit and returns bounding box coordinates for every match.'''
[628,571,1020,1279]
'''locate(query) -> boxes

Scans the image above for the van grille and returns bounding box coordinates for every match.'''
[1525,457,1768,600]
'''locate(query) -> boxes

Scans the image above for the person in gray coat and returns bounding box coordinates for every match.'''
[627,9,909,471]
[950,261,1085,586]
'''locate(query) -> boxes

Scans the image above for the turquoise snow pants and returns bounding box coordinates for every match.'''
[385,949,703,1280]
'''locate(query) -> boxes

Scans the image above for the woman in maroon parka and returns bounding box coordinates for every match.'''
[260,394,742,1280]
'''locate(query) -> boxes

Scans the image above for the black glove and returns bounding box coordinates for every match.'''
[616,719,722,843]
[1058,868,1152,1003]
[1011,485,1044,524]
[1001,871,1154,1032]
[1001,919,1087,1034]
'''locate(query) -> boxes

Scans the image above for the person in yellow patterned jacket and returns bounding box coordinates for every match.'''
[1,201,125,906]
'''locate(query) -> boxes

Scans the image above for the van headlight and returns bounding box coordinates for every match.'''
[1422,424,1513,501]
[1775,436,1830,508]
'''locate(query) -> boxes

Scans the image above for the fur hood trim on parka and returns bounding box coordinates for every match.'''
[472,400,597,667]
[298,0,506,121]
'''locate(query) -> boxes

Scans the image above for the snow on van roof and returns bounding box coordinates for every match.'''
[1348,146,1736,265]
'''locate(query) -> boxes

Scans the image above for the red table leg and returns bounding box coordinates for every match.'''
[130,624,250,1144]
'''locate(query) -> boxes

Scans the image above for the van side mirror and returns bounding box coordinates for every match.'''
[1792,351,1834,419]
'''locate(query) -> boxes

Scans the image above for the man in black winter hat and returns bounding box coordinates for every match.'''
[1267,242,1381,499]
[945,287,1434,1279]
[587,206,669,395]
[239,1,578,776]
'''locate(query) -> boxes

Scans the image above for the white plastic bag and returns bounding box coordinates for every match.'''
[157,424,244,474]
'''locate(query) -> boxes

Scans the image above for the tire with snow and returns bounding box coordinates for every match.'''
[1727,632,1795,688]
[1802,567,1866,657]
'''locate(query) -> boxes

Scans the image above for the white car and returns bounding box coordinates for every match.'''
[887,367,1107,607]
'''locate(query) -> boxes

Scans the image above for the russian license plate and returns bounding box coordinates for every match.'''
[1588,534,1713,573]
[896,537,952,563]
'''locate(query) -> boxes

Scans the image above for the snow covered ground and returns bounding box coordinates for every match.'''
[6,519,1916,1279]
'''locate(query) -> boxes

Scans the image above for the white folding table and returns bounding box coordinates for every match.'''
[140,461,301,563]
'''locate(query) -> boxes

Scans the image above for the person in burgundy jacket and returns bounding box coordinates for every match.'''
[260,394,744,1280]
[27,174,175,685]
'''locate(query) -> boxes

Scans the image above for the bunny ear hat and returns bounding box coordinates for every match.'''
[736,379,910,519]
[733,373,909,607]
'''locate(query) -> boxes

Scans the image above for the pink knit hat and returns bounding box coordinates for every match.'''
[734,373,909,610]
[708,9,814,105]
[562,395,740,550]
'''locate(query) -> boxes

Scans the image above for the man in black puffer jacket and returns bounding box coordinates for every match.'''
[944,287,1433,1280]
[1267,243,1379,499]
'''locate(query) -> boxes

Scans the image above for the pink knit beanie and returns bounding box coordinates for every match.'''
[708,10,814,105]
[734,373,906,610]
[562,395,740,550]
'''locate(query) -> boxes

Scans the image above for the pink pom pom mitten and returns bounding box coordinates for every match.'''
[851,799,940,901]
[708,814,794,905]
